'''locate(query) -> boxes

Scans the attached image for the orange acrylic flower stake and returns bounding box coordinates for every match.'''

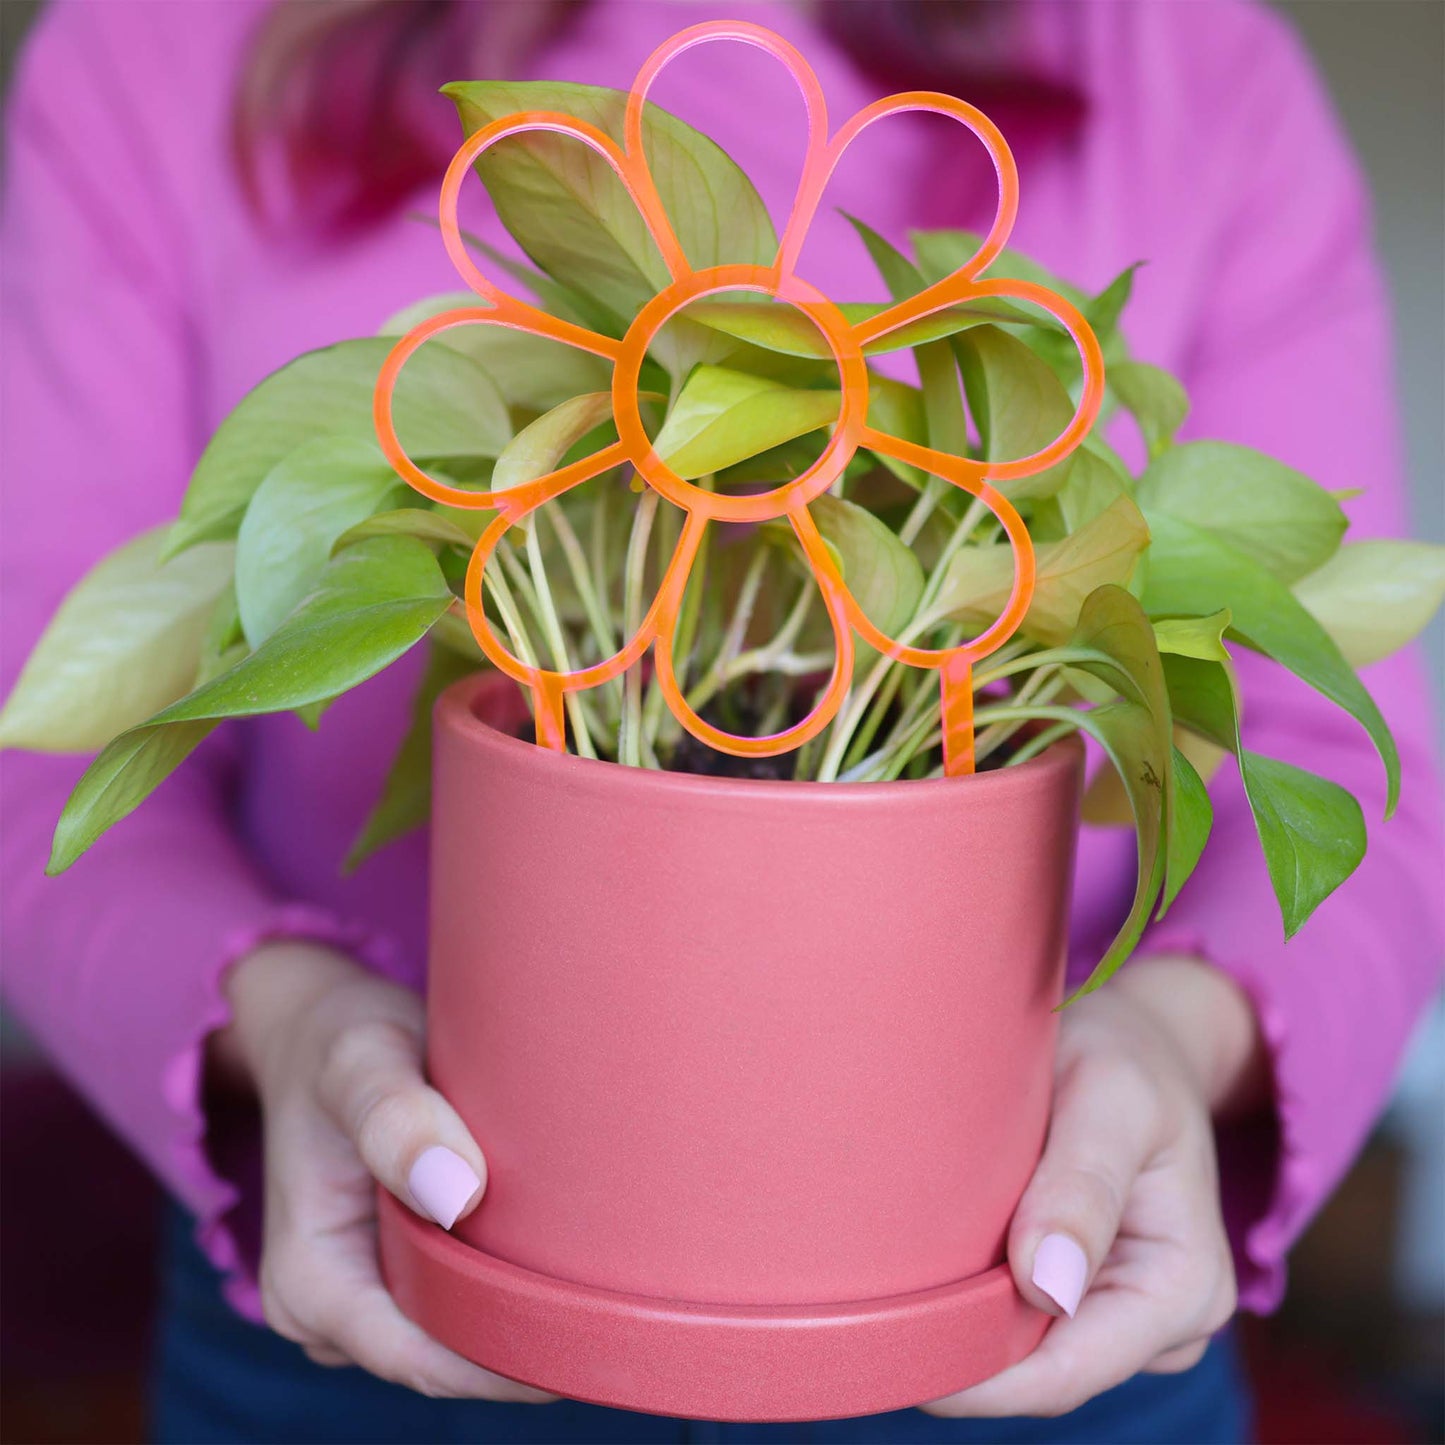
[375,20,1104,775]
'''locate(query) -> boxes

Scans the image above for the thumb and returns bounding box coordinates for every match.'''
[319,1017,487,1230]
[1007,1056,1152,1318]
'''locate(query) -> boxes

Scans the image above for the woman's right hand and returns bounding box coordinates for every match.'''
[210,940,554,1401]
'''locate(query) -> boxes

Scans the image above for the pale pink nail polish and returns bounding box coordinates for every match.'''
[1032,1233,1088,1317]
[408,1146,482,1229]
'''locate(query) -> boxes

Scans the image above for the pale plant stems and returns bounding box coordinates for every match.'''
[645,481,714,752]
[620,489,660,768]
[545,499,616,659]
[1005,717,1080,768]
[815,479,995,780]
[588,482,628,726]
[520,519,598,759]
[972,668,1068,766]
[687,545,768,714]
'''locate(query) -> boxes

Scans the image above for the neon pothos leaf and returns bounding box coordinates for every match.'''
[956,325,1078,501]
[936,493,1149,646]
[1061,586,1172,999]
[1139,441,1347,583]
[682,297,1048,359]
[493,392,618,493]
[808,493,924,673]
[1109,362,1189,460]
[1155,610,1367,935]
[652,367,839,480]
[235,437,405,647]
[1163,746,1212,916]
[983,587,1170,1002]
[49,538,452,873]
[380,292,612,411]
[0,529,234,754]
[1293,539,1445,668]
[446,80,775,323]
[168,339,510,555]
[333,508,480,553]
[1142,508,1399,814]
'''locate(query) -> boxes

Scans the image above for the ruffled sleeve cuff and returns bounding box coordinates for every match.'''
[176,904,402,1321]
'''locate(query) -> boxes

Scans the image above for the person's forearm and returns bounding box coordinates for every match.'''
[1115,954,1269,1121]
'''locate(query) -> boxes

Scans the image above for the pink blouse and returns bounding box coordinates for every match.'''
[2,0,1440,1320]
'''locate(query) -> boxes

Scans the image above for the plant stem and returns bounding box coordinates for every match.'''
[524,512,597,759]
[620,490,659,768]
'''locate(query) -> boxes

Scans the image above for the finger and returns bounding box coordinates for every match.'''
[318,1017,487,1229]
[1006,1053,1157,1317]
[307,1228,555,1402]
[1145,1338,1210,1375]
[303,1342,352,1369]
[923,1266,1190,1418]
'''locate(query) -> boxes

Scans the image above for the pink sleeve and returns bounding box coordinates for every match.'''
[1137,6,1444,1312]
[0,4,391,1316]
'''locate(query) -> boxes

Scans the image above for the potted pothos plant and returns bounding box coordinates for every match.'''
[4,27,1444,1424]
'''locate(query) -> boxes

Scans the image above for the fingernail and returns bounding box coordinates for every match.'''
[1032,1233,1088,1318]
[408,1146,482,1230]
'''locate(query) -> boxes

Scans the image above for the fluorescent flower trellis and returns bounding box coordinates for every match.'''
[374,20,1105,776]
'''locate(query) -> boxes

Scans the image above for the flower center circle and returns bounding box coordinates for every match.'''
[612,265,869,522]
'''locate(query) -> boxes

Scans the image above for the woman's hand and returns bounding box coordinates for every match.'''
[209,941,554,1401]
[924,954,1268,1419]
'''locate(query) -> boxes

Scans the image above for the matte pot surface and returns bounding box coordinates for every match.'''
[380,673,1086,1418]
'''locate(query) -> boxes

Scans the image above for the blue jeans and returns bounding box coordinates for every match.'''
[151,1211,1250,1444]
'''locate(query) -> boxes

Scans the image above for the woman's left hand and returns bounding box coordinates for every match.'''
[923,954,1267,1419]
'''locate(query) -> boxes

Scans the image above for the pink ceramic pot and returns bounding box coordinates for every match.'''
[379,673,1085,1421]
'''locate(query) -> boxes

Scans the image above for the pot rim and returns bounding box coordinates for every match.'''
[438,673,1084,808]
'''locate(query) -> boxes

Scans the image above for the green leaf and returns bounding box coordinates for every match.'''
[195,583,248,687]
[808,493,924,669]
[168,339,510,554]
[380,292,612,411]
[1109,360,1188,460]
[1237,751,1367,936]
[1142,508,1398,813]
[956,325,1078,500]
[865,375,928,488]
[1162,744,1213,915]
[445,80,775,329]
[1086,264,1144,337]
[1064,585,1172,1000]
[910,230,1088,309]
[682,296,1048,359]
[0,528,234,753]
[1156,610,1368,934]
[937,493,1149,645]
[333,507,480,553]
[1139,441,1346,582]
[652,367,839,481]
[492,392,617,493]
[1293,539,1445,667]
[49,538,452,872]
[1034,442,1133,539]
[235,438,405,646]
[346,645,479,871]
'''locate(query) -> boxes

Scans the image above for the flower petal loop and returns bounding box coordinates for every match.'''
[437,113,631,360]
[613,267,868,522]
[653,510,857,758]
[462,486,705,728]
[626,21,831,281]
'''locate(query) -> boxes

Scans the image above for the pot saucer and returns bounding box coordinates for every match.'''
[378,1190,1049,1422]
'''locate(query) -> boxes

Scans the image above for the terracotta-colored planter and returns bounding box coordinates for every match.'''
[379,674,1084,1421]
